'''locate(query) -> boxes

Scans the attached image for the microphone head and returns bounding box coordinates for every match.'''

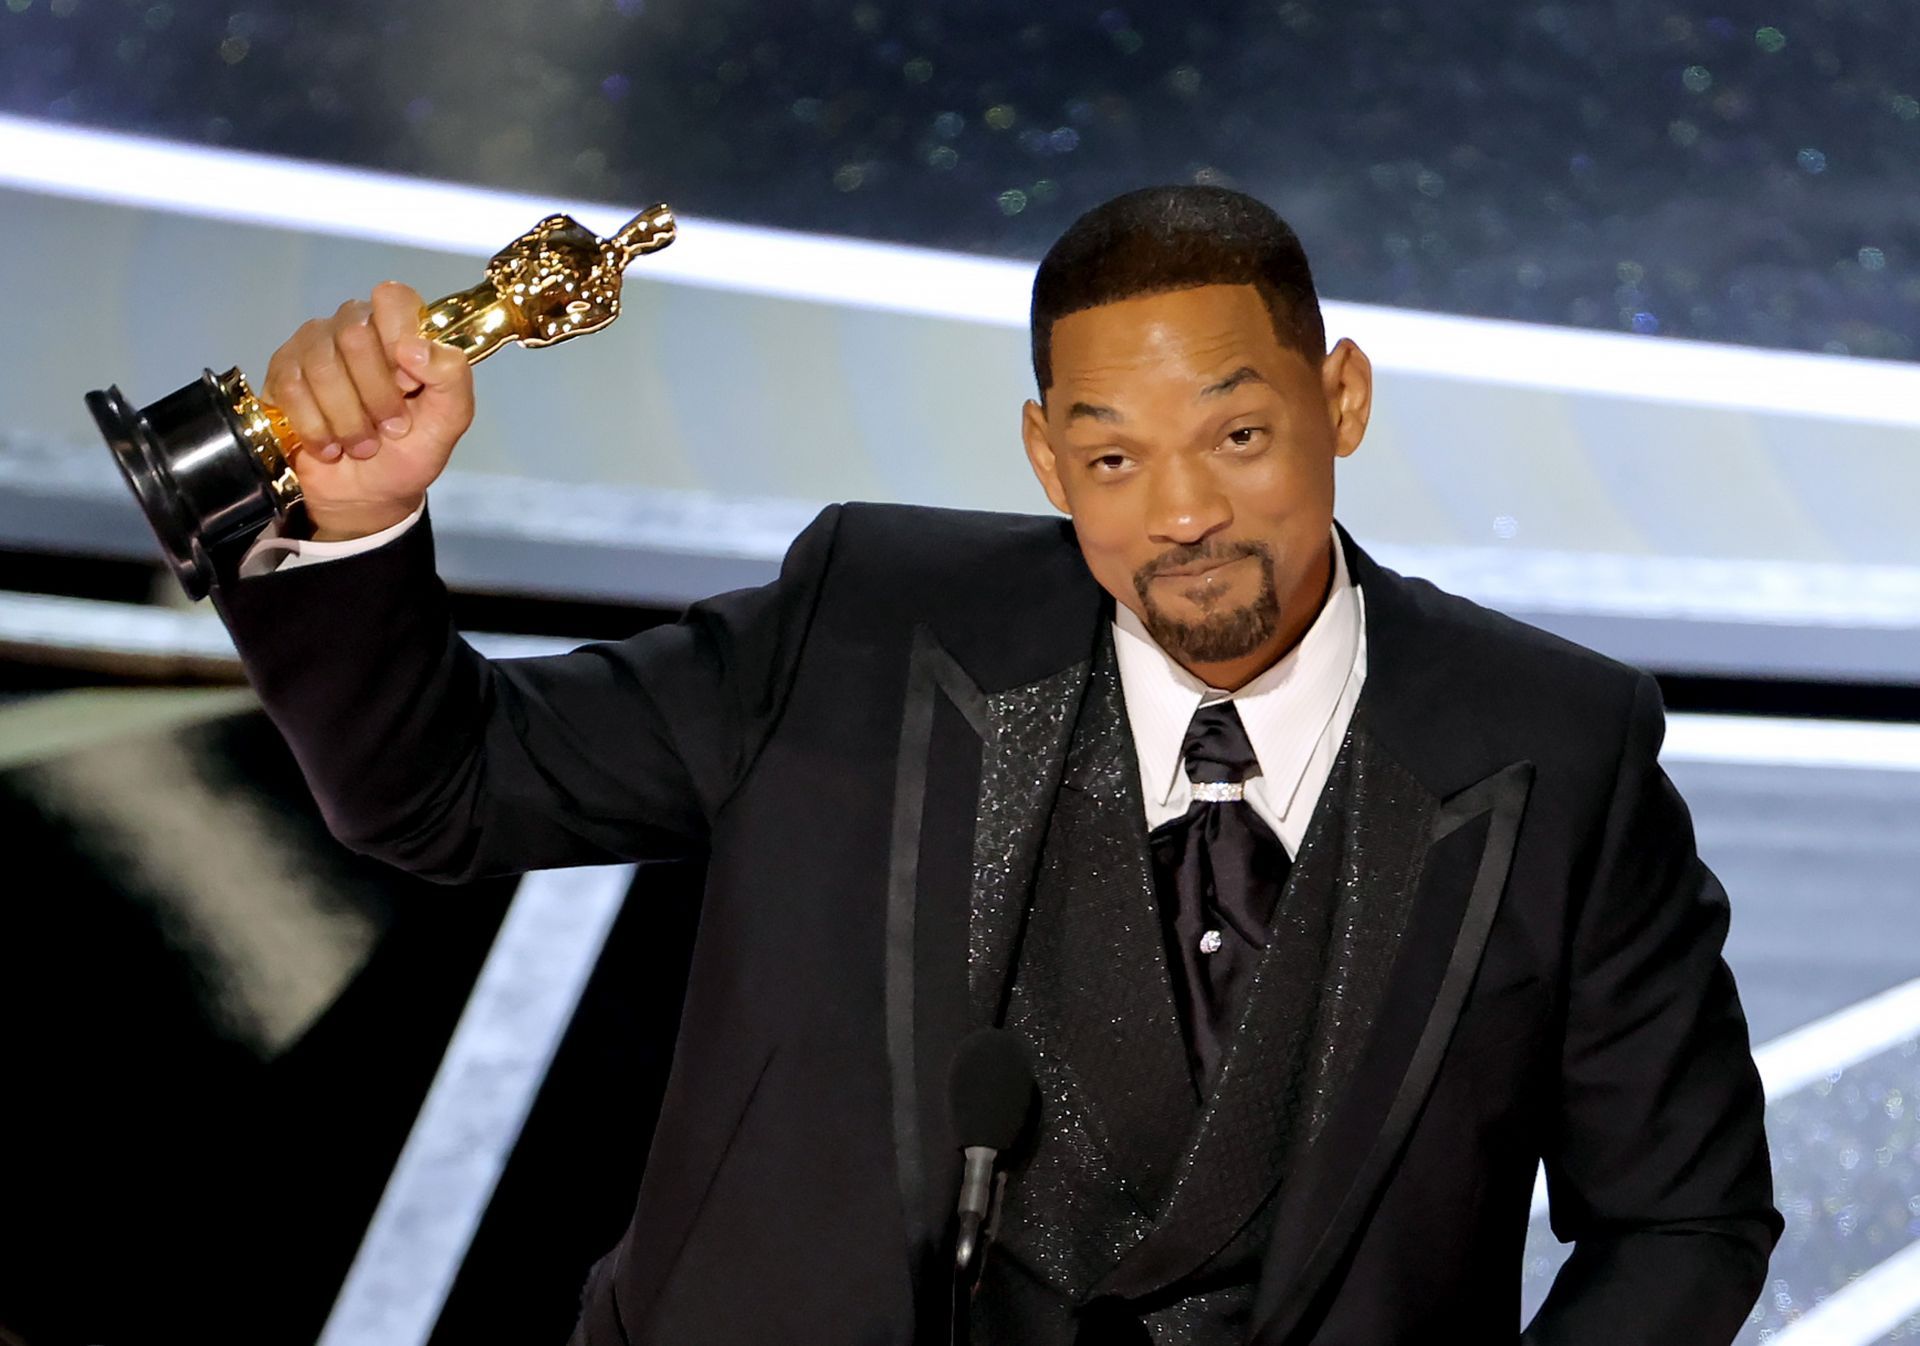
[948,1028,1038,1152]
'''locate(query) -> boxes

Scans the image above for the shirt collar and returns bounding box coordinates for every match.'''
[1113,527,1362,816]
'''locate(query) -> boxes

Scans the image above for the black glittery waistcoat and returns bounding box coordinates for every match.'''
[968,631,1435,1345]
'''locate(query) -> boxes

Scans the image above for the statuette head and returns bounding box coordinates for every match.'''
[484,209,673,347]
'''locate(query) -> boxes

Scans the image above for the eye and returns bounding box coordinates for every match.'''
[1222,426,1268,450]
[1088,451,1132,475]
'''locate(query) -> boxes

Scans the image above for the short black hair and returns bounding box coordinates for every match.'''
[1029,185,1326,395]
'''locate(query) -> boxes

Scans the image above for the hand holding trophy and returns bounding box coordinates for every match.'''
[86,204,677,599]
[259,281,477,548]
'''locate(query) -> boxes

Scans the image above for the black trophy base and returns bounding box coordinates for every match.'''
[86,370,289,601]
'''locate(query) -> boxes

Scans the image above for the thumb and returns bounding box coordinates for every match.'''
[393,335,474,444]
[395,335,469,391]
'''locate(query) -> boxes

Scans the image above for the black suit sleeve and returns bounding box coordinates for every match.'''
[209,501,842,882]
[1522,673,1783,1345]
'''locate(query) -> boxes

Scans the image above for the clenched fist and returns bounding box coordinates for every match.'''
[261,281,474,540]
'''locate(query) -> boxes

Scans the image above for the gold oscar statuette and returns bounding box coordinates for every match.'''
[86,203,678,599]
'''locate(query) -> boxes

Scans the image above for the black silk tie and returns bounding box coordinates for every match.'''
[1148,702,1292,1099]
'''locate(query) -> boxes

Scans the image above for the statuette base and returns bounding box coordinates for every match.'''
[86,369,289,600]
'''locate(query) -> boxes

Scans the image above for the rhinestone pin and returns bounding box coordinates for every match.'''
[1191,781,1245,803]
[1199,929,1224,954]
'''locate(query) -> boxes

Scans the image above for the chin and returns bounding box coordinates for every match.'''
[1142,597,1280,667]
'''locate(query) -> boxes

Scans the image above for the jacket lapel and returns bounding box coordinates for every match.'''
[884,626,991,1266]
[1245,758,1532,1344]
[883,556,1105,1327]
[967,654,1093,1025]
[1239,530,1537,1343]
[1001,632,1201,1230]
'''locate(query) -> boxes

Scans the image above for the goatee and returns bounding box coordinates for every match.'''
[1132,539,1280,665]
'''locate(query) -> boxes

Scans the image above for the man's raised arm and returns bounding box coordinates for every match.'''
[208,283,837,883]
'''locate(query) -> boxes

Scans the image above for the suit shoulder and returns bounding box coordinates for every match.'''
[805,504,1104,682]
[835,501,1073,553]
[827,501,1080,588]
[1366,559,1653,751]
[1406,568,1642,680]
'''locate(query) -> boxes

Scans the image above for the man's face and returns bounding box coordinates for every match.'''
[1022,283,1372,687]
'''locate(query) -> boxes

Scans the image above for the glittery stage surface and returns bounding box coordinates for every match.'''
[3,0,1915,360]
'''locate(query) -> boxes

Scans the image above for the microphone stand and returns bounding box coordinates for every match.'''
[948,1167,1008,1346]
[944,1027,1035,1344]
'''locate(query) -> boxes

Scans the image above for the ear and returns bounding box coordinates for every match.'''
[1321,338,1373,460]
[1022,398,1073,515]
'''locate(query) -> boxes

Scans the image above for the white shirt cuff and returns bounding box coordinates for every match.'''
[237,497,428,578]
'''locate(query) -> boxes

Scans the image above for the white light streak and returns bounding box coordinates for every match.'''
[4,112,1918,425]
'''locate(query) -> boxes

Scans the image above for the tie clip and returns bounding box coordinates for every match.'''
[1191,781,1245,803]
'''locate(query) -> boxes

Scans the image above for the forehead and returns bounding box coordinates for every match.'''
[1047,283,1287,389]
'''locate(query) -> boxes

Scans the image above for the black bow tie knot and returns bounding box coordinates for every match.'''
[1180,701,1262,784]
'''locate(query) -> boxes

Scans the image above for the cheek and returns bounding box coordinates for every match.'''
[1064,503,1149,593]
[1234,445,1331,522]
[1084,538,1144,594]
[1059,480,1129,542]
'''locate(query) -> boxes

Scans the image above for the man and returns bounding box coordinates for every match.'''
[212,186,1780,1343]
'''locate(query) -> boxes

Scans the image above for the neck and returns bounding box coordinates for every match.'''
[1177,534,1336,692]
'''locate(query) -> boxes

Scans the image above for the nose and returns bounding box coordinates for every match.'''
[1144,453,1232,546]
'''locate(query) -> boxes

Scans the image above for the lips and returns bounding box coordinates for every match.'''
[1154,554,1245,580]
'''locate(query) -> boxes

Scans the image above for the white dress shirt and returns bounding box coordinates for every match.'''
[237,498,427,578]
[1113,529,1367,857]
[242,508,1369,855]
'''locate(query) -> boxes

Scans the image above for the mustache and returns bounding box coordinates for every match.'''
[1133,538,1271,585]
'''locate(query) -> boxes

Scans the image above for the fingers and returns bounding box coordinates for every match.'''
[371,281,426,393]
[263,321,341,462]
[335,303,410,452]
[274,367,341,463]
[296,306,381,458]
[262,287,473,470]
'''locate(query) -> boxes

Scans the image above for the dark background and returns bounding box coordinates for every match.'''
[0,680,703,1345]
[3,0,1916,360]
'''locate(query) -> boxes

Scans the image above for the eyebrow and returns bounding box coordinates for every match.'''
[1066,400,1122,424]
[1201,365,1268,397]
[1065,365,1269,423]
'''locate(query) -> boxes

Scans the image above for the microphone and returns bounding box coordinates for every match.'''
[947,1027,1038,1278]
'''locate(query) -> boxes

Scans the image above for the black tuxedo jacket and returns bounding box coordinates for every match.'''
[212,502,1781,1344]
